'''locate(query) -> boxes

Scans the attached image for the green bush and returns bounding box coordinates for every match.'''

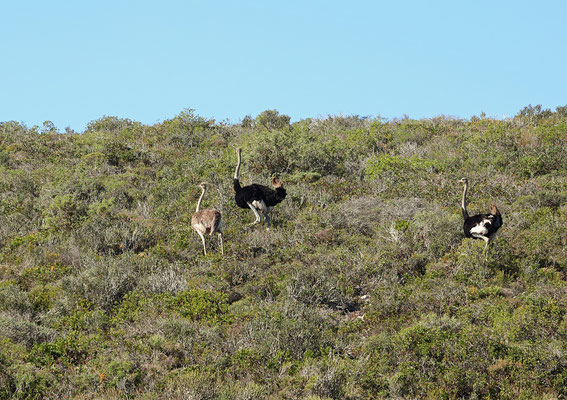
[167,289,229,323]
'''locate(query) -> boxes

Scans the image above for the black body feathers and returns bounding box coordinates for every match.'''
[463,211,503,239]
[233,179,287,209]
[233,148,287,229]
[459,178,503,243]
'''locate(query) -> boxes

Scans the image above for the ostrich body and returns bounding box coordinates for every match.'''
[459,178,502,247]
[191,183,223,255]
[233,148,287,229]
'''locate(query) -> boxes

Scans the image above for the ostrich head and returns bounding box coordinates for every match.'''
[458,178,468,185]
[198,182,207,190]
[272,177,283,188]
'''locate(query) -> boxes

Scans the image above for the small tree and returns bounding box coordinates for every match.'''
[256,109,290,130]
[516,104,552,123]
[86,116,138,133]
[41,121,57,134]
[556,105,567,117]
[241,115,254,128]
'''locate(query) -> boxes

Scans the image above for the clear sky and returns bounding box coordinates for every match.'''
[1,0,566,131]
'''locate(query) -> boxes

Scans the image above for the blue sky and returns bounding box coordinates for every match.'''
[1,0,566,131]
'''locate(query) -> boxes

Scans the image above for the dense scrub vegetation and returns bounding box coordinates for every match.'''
[1,105,567,399]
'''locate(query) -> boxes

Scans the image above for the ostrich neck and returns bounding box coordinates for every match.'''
[234,152,241,180]
[461,183,469,219]
[196,187,206,212]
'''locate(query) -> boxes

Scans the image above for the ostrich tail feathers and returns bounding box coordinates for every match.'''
[271,177,283,188]
[489,203,501,215]
[490,204,503,229]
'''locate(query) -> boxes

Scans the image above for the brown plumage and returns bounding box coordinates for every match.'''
[191,183,223,256]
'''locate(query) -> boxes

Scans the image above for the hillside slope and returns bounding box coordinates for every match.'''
[1,107,567,399]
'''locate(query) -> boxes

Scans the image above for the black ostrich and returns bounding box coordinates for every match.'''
[233,148,287,229]
[459,178,502,248]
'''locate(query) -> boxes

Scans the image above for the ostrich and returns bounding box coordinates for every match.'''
[191,183,223,256]
[233,148,287,229]
[459,178,502,249]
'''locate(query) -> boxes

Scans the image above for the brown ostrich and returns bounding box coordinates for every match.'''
[191,183,223,255]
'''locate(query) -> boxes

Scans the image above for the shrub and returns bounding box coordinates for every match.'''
[0,314,56,348]
[256,109,291,130]
[85,116,140,134]
[104,360,143,392]
[168,289,229,323]
[10,363,55,400]
[0,283,33,314]
[238,301,336,362]
[162,369,219,399]
[63,255,140,311]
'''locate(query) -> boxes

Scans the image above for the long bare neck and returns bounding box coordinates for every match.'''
[196,187,206,212]
[461,182,469,219]
[234,150,241,180]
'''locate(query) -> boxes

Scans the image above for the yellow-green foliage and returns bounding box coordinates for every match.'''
[0,106,567,399]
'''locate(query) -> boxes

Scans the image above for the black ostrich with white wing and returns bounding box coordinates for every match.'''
[233,148,287,229]
[459,178,502,248]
